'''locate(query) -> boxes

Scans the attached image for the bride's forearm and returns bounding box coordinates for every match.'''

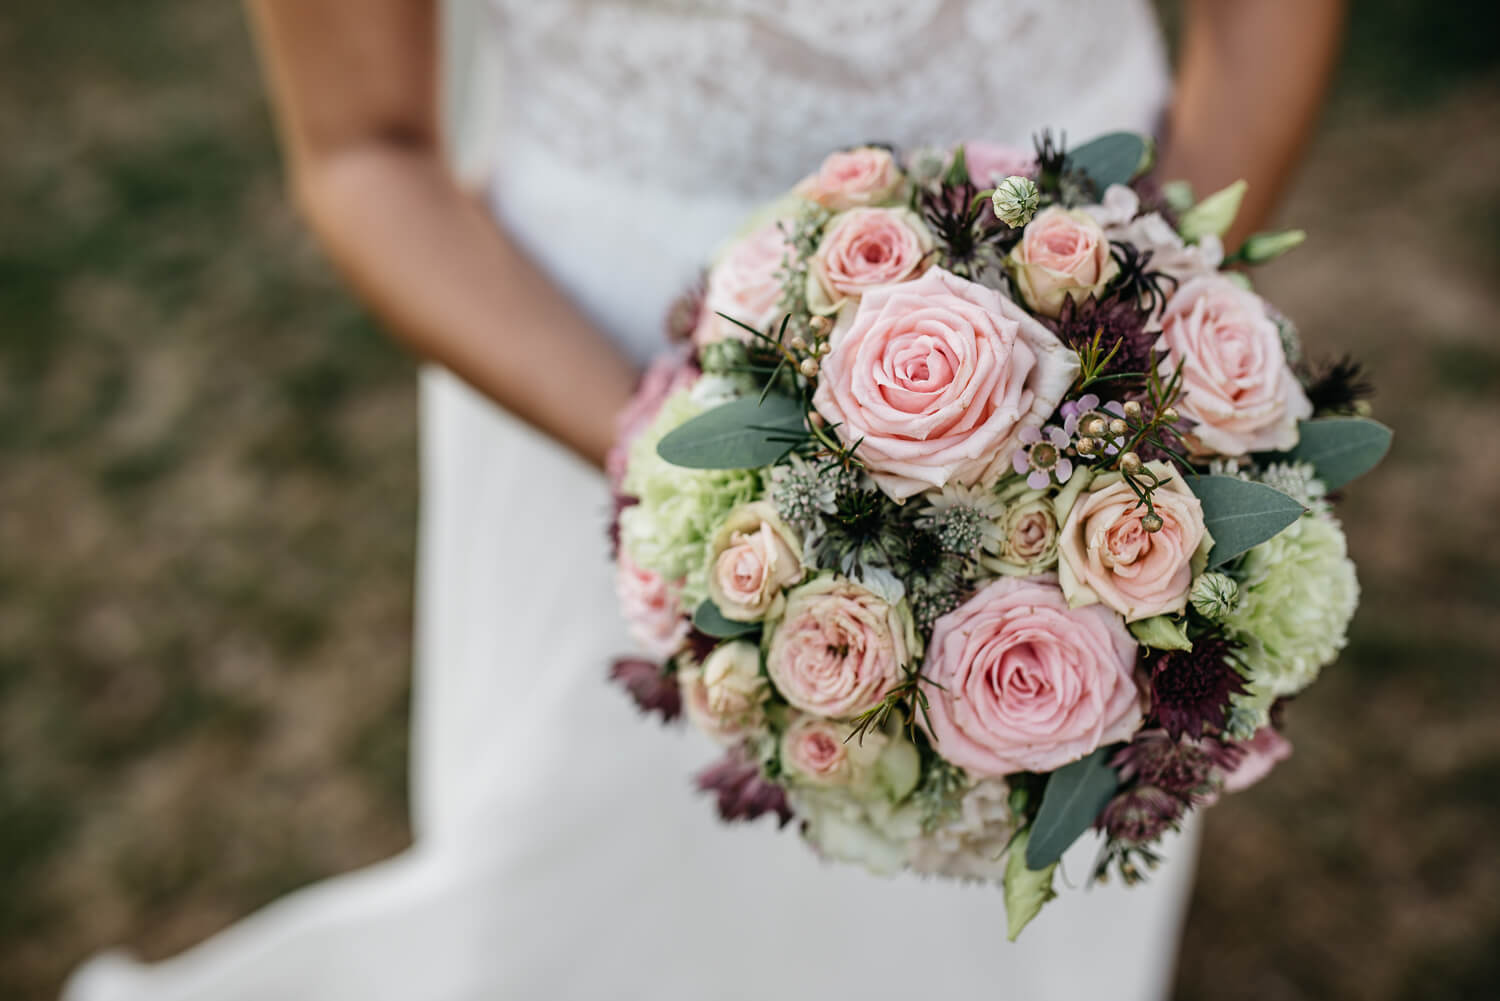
[1158,0,1346,250]
[293,144,637,468]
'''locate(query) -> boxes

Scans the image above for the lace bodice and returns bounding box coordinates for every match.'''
[481,0,1170,199]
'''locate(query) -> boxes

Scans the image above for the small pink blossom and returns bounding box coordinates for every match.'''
[795,146,903,211]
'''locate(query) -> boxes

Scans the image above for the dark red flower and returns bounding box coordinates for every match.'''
[695,749,794,828]
[1146,634,1246,740]
[1095,785,1185,845]
[1043,291,1156,385]
[1112,729,1240,801]
[607,494,637,560]
[609,657,681,723]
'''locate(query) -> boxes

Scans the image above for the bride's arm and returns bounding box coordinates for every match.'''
[1158,0,1347,250]
[246,0,638,468]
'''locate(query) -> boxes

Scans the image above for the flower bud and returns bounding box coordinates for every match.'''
[1238,229,1307,264]
[1178,179,1248,243]
[991,175,1040,228]
[1141,512,1164,533]
[1189,571,1240,621]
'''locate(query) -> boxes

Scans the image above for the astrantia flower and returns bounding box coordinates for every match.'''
[1225,513,1359,698]
[609,658,682,724]
[695,749,793,827]
[1011,424,1073,489]
[620,389,762,603]
[770,454,851,535]
[1095,784,1186,845]
[1111,730,1233,801]
[1145,633,1246,740]
[1045,293,1157,384]
[919,483,1004,557]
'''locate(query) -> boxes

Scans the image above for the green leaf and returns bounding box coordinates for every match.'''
[656,394,806,469]
[1179,179,1247,242]
[1025,747,1118,870]
[1234,228,1307,265]
[1005,828,1058,941]
[1281,417,1392,491]
[1187,475,1306,567]
[692,600,760,639]
[1129,615,1193,651]
[1064,132,1151,193]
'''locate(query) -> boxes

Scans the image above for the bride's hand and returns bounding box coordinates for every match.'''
[246,0,639,468]
[1157,0,1346,251]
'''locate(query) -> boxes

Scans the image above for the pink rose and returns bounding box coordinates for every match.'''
[707,502,803,622]
[615,552,690,659]
[806,208,934,315]
[1057,462,1212,622]
[694,220,792,348]
[920,575,1143,776]
[606,348,698,488]
[812,267,1079,500]
[765,576,914,719]
[1221,726,1292,794]
[1006,206,1121,317]
[780,715,854,785]
[795,146,904,211]
[961,140,1037,186]
[1156,276,1313,455]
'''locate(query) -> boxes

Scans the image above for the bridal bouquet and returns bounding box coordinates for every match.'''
[606,133,1390,937]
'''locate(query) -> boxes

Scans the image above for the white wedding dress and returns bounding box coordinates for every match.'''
[66,2,1199,999]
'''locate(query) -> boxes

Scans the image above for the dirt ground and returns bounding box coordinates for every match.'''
[1,3,1496,999]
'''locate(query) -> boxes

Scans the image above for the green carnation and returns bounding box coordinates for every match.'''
[1224,513,1359,701]
[620,389,762,603]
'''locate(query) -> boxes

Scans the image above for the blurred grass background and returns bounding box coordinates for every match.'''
[0,2,1496,999]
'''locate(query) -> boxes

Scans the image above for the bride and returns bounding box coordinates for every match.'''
[65,1,1343,998]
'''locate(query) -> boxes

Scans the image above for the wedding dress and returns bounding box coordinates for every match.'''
[65,2,1198,999]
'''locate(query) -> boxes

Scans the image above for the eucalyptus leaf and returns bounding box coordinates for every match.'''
[1129,615,1193,651]
[1005,828,1058,941]
[1281,417,1392,491]
[656,394,806,469]
[691,600,759,639]
[1064,132,1150,193]
[1187,475,1306,567]
[1025,747,1118,871]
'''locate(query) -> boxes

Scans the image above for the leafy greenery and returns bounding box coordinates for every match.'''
[1186,475,1308,567]
[1025,747,1120,870]
[656,393,806,469]
[1063,131,1151,195]
[1281,417,1393,491]
[691,600,759,639]
[1004,827,1058,940]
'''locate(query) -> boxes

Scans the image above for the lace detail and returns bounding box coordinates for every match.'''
[485,0,1170,198]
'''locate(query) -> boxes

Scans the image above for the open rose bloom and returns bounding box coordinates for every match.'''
[607,133,1387,935]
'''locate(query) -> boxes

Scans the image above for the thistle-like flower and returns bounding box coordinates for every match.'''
[1258,461,1329,514]
[769,453,846,534]
[991,175,1040,228]
[1095,784,1185,845]
[609,658,682,724]
[1189,571,1241,621]
[919,483,1004,557]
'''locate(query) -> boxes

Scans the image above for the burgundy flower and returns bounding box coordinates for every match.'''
[1112,729,1239,801]
[695,749,794,828]
[607,494,638,560]
[1146,634,1246,740]
[609,657,681,723]
[1043,291,1155,383]
[1096,785,1185,845]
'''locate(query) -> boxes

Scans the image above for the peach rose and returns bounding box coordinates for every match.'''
[765,576,915,719]
[1006,206,1121,317]
[795,146,903,211]
[694,220,792,348]
[680,663,752,745]
[806,208,934,315]
[700,640,768,723]
[707,502,803,622]
[615,552,690,659]
[961,140,1037,186]
[920,575,1142,776]
[812,267,1079,500]
[1057,463,1212,622]
[1156,276,1313,455]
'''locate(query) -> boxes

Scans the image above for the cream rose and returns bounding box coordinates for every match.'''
[795,146,903,210]
[920,575,1142,776]
[1056,462,1212,622]
[693,220,792,348]
[680,660,754,745]
[1156,276,1313,455]
[812,267,1079,500]
[1006,206,1121,317]
[765,576,915,719]
[701,640,768,722]
[806,208,934,315]
[615,552,690,659]
[981,481,1060,576]
[706,502,803,622]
